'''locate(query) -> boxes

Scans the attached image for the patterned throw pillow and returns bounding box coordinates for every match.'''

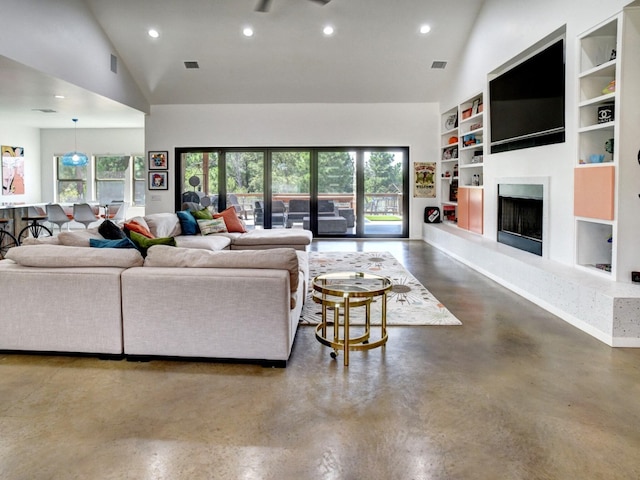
[197,218,228,235]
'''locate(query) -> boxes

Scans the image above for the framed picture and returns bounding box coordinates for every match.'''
[471,99,480,116]
[148,151,168,170]
[149,171,168,190]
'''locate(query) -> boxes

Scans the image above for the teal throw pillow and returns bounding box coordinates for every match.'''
[90,237,137,249]
[130,231,176,256]
[177,210,199,235]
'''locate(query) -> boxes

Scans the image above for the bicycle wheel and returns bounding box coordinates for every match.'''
[0,230,18,258]
[18,223,52,244]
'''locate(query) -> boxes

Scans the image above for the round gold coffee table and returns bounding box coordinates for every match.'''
[312,271,392,366]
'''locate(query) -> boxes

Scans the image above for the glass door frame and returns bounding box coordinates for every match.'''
[175,146,410,238]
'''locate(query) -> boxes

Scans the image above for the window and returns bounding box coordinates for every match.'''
[56,156,88,202]
[56,154,144,206]
[133,155,146,206]
[95,155,129,205]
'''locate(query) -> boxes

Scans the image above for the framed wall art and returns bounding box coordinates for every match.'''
[149,171,168,190]
[148,151,168,170]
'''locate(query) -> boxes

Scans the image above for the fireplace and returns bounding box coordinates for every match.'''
[497,184,543,256]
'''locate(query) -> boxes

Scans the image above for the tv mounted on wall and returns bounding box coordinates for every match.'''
[489,38,566,154]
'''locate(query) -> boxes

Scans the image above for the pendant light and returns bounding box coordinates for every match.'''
[61,118,89,167]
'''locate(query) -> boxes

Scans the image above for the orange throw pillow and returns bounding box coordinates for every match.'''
[124,221,155,238]
[213,207,247,233]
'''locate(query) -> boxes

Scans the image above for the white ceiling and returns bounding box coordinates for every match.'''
[2,0,485,129]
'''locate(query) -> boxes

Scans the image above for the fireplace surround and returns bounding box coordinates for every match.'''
[497,183,544,256]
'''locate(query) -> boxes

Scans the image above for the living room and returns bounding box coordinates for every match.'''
[2,0,640,477]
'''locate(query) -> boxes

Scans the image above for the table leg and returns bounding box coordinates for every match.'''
[382,291,387,348]
[344,296,349,366]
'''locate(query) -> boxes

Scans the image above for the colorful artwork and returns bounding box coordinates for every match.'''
[413,162,436,198]
[2,145,25,196]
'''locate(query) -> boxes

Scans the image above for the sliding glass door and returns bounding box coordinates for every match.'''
[176,147,408,237]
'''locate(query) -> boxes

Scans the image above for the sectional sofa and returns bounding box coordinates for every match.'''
[0,211,312,366]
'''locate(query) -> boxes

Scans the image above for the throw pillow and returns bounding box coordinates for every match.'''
[197,218,228,235]
[191,208,213,220]
[98,219,126,240]
[177,210,199,235]
[123,220,155,238]
[129,230,176,257]
[89,237,137,249]
[213,207,247,233]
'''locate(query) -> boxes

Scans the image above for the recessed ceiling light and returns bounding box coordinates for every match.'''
[148,29,159,38]
[243,27,254,37]
[323,25,334,36]
[54,95,65,99]
[420,24,431,34]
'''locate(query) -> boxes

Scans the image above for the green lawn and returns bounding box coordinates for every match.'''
[365,215,402,221]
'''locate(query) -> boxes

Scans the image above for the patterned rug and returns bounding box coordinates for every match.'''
[300,251,462,326]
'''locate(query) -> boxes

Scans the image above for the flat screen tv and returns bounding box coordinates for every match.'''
[489,39,565,153]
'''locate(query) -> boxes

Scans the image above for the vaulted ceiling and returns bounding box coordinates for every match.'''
[2,0,485,128]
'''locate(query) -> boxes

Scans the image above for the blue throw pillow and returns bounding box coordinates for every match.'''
[177,209,199,235]
[89,237,137,249]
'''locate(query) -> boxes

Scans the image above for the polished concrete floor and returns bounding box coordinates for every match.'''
[2,240,640,479]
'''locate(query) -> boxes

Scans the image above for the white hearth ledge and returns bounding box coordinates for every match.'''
[424,223,640,347]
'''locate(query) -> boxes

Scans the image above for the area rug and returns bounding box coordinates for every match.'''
[300,251,462,326]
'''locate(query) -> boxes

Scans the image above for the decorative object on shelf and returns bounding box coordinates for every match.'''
[471,151,483,163]
[597,103,615,123]
[589,154,605,163]
[444,113,458,130]
[149,171,168,190]
[443,205,456,222]
[470,122,482,132]
[448,136,458,145]
[463,134,477,147]
[148,151,169,170]
[610,49,617,61]
[61,118,89,167]
[602,80,616,95]
[605,138,614,158]
[472,174,481,187]
[461,108,472,120]
[472,99,480,116]
[442,146,458,160]
[453,164,458,177]
[449,179,458,202]
[424,206,441,224]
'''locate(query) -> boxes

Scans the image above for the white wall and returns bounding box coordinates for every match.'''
[40,128,145,201]
[145,103,439,238]
[441,0,635,266]
[0,123,41,204]
[0,0,148,113]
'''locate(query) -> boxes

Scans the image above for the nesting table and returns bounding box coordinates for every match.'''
[312,271,392,366]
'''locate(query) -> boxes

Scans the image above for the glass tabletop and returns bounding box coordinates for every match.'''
[312,271,392,297]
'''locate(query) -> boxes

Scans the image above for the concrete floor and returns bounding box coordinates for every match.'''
[1,239,640,479]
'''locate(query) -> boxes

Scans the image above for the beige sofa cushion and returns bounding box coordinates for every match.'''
[145,245,299,292]
[6,244,143,268]
[174,234,231,251]
[145,213,182,238]
[230,228,313,250]
[57,228,104,247]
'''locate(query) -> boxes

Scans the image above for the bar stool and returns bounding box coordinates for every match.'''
[18,206,52,244]
[0,217,18,258]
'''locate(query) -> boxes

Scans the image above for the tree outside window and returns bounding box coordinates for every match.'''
[56,156,88,202]
[95,155,129,205]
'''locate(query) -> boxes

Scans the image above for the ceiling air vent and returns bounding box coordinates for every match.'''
[184,61,200,69]
[32,108,57,113]
[431,61,447,69]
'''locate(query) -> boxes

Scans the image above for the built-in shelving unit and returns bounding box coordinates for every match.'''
[574,8,640,282]
[439,93,484,232]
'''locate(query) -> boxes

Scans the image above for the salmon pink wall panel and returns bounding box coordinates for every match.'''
[574,166,615,220]
[468,188,484,234]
